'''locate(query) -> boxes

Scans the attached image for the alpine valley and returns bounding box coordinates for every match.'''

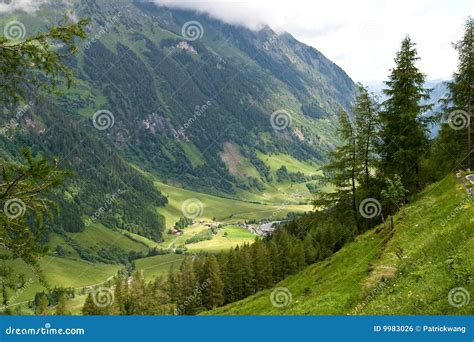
[1,0,472,317]
[0,0,355,312]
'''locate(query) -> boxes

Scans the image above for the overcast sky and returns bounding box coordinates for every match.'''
[153,0,472,84]
[1,0,471,84]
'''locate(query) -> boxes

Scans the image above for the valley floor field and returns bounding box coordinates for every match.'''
[1,164,314,313]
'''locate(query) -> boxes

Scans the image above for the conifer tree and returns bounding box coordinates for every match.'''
[0,20,88,290]
[303,234,318,264]
[36,294,48,315]
[81,293,96,315]
[151,276,173,315]
[167,265,180,304]
[55,292,68,315]
[177,257,198,315]
[223,249,238,303]
[240,245,256,297]
[268,240,281,284]
[435,17,474,171]
[252,239,272,290]
[379,36,431,192]
[316,110,360,230]
[113,273,126,315]
[353,83,380,193]
[128,271,148,314]
[201,256,224,309]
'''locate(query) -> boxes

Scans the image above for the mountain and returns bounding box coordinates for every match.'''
[424,80,449,136]
[207,174,473,315]
[0,0,355,244]
[367,79,449,137]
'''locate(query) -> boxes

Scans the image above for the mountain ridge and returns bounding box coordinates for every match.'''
[0,0,356,242]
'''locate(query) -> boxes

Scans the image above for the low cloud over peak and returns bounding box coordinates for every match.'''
[149,0,470,83]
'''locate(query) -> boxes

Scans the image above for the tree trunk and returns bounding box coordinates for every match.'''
[351,134,360,232]
[468,97,472,170]
[365,120,371,189]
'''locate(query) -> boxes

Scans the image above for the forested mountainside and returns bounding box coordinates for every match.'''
[0,0,355,241]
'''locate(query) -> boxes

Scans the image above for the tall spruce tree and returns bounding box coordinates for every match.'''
[201,255,224,309]
[379,36,431,193]
[436,17,474,171]
[177,257,198,315]
[252,239,272,290]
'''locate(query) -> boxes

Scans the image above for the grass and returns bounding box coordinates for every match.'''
[219,142,261,180]
[64,223,150,254]
[186,225,256,252]
[154,179,312,231]
[135,254,187,282]
[2,157,320,313]
[4,174,311,312]
[180,142,205,168]
[1,257,119,306]
[158,223,256,253]
[208,175,474,315]
[256,151,321,176]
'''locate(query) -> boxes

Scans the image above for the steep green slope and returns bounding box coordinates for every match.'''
[48,223,151,263]
[0,0,354,269]
[1,0,355,199]
[135,254,186,282]
[1,257,120,306]
[208,175,473,315]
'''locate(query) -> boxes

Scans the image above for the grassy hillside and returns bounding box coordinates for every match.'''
[47,223,151,263]
[135,254,187,282]
[154,178,312,229]
[208,175,473,315]
[186,225,256,252]
[2,257,119,306]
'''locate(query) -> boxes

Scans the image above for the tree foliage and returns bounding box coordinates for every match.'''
[379,36,432,192]
[0,19,88,106]
[0,19,88,309]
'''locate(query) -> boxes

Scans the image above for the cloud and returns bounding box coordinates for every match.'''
[0,0,48,13]
[1,0,470,82]
[150,0,471,83]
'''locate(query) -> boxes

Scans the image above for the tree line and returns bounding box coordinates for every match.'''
[82,215,353,316]
[317,18,473,232]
